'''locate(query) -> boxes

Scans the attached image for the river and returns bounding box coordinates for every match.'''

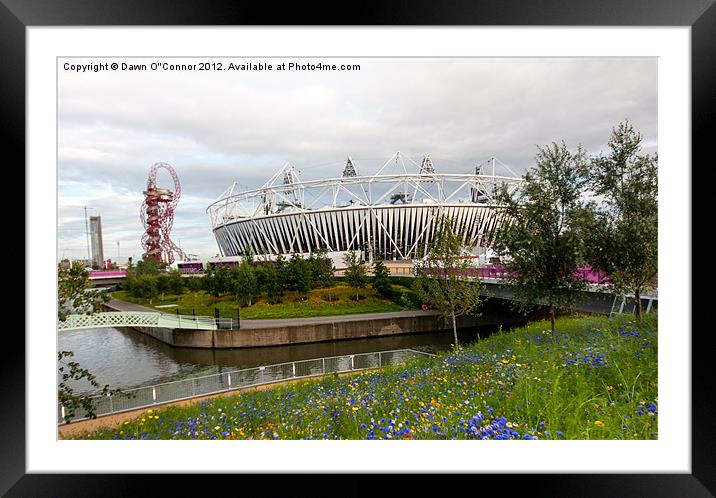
[57,323,516,395]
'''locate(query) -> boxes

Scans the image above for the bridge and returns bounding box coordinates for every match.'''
[379,261,657,316]
[58,311,220,331]
[88,270,128,288]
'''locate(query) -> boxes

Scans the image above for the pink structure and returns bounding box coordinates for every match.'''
[475,264,610,284]
[89,270,127,278]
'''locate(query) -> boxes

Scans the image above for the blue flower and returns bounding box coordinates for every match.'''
[647,404,657,413]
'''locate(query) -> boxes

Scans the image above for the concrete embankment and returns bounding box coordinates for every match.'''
[103,298,525,349]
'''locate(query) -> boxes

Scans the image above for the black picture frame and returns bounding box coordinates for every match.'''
[6,0,711,495]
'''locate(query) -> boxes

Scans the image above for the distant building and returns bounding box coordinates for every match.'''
[89,215,104,267]
[58,258,93,269]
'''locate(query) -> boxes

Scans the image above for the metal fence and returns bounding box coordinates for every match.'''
[58,348,435,424]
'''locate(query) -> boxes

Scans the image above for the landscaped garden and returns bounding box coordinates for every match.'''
[70,312,657,440]
[112,282,415,319]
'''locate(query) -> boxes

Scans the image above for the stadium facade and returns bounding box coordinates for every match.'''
[206,153,522,261]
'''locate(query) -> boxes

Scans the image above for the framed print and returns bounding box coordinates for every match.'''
[6,0,712,494]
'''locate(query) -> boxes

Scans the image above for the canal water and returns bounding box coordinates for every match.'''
[57,323,520,396]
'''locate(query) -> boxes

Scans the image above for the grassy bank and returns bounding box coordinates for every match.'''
[71,312,657,440]
[112,282,416,319]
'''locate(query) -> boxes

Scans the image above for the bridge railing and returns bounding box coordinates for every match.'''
[58,311,230,331]
[58,311,161,331]
[57,348,435,424]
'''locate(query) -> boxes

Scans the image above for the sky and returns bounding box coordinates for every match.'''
[57,57,657,262]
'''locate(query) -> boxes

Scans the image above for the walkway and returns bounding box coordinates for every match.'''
[105,298,440,330]
[238,309,440,330]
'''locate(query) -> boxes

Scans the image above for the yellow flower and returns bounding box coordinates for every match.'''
[594,421,605,428]
[147,409,153,414]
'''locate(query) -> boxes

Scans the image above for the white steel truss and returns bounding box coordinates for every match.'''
[206,153,523,260]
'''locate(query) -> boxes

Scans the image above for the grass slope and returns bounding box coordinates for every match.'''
[72,312,657,440]
[113,283,411,319]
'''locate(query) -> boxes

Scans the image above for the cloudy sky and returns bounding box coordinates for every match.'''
[57,57,657,262]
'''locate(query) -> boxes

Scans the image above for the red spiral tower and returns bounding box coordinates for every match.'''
[140,162,186,264]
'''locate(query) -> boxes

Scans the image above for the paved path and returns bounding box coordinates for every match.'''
[105,298,157,313]
[106,298,439,330]
[238,309,440,330]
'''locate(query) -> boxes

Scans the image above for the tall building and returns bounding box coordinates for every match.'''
[89,215,104,267]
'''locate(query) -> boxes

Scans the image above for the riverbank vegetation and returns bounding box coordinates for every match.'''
[70,312,657,440]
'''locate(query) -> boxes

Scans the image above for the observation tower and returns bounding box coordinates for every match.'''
[141,162,186,264]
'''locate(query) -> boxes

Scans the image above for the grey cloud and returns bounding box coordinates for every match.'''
[58,57,657,259]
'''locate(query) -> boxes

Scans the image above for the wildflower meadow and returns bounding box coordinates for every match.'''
[73,312,658,440]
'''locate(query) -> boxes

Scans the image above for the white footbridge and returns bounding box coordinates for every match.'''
[58,311,218,331]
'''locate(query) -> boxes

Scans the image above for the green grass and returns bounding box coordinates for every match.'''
[112,283,415,319]
[71,312,658,440]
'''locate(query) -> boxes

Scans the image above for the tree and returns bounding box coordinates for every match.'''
[129,275,159,300]
[343,251,367,301]
[412,218,482,347]
[58,261,110,321]
[286,253,311,295]
[184,273,203,293]
[57,262,121,423]
[242,244,255,265]
[203,266,230,298]
[57,351,123,424]
[233,259,259,306]
[309,248,335,290]
[167,269,186,295]
[493,141,591,334]
[372,256,392,297]
[155,273,171,298]
[274,254,289,293]
[262,264,284,304]
[586,120,658,320]
[130,258,166,276]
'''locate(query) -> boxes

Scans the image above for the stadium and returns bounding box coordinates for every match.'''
[205,152,523,263]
